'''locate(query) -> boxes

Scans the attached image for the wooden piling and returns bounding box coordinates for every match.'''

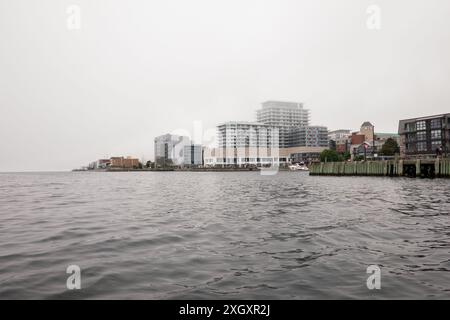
[435,158,440,177]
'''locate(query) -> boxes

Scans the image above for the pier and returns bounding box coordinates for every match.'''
[309,158,450,178]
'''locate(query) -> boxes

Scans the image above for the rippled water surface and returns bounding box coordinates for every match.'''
[0,171,449,299]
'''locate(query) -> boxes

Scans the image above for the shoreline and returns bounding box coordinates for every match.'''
[72,167,295,173]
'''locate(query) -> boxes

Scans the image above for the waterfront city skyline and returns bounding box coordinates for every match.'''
[1,0,450,305]
[2,0,450,172]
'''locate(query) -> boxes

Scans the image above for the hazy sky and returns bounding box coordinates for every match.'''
[1,0,450,171]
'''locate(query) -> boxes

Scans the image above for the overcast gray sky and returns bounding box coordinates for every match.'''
[1,0,450,171]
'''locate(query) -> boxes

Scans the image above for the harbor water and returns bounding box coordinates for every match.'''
[0,171,449,299]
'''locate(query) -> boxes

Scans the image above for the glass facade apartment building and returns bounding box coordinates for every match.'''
[183,144,203,166]
[398,114,450,158]
[287,126,329,148]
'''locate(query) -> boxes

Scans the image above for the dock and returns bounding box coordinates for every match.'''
[309,158,450,178]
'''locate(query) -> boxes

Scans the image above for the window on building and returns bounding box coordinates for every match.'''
[405,123,416,132]
[431,140,441,150]
[430,119,442,129]
[417,142,427,152]
[406,133,416,142]
[416,121,426,130]
[417,131,427,141]
[431,130,442,139]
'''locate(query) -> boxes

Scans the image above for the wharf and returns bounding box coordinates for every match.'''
[309,158,450,178]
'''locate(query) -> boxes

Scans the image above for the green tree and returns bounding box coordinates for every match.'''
[380,138,400,156]
[337,152,351,162]
[320,149,340,162]
[155,157,174,168]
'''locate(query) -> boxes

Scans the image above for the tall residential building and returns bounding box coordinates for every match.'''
[398,113,450,158]
[256,101,310,148]
[212,121,280,167]
[183,144,203,166]
[154,134,190,166]
[217,122,279,149]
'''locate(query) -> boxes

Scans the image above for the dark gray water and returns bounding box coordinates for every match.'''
[0,171,449,299]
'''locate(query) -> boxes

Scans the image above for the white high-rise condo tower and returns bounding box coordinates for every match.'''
[256,101,310,148]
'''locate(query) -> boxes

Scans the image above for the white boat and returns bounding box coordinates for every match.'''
[288,163,309,171]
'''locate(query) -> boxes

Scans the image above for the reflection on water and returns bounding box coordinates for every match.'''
[0,172,449,299]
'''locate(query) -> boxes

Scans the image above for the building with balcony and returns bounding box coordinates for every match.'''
[288,126,329,148]
[210,122,280,167]
[256,101,310,148]
[398,114,450,158]
[217,121,279,149]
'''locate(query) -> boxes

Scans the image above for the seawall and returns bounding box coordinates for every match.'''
[309,158,450,178]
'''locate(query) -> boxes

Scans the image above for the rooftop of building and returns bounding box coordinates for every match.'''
[154,133,175,139]
[289,125,328,130]
[398,113,450,122]
[110,156,139,160]
[217,121,273,127]
[361,121,374,127]
[154,133,190,141]
[328,129,352,133]
[398,113,450,133]
[260,100,306,109]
